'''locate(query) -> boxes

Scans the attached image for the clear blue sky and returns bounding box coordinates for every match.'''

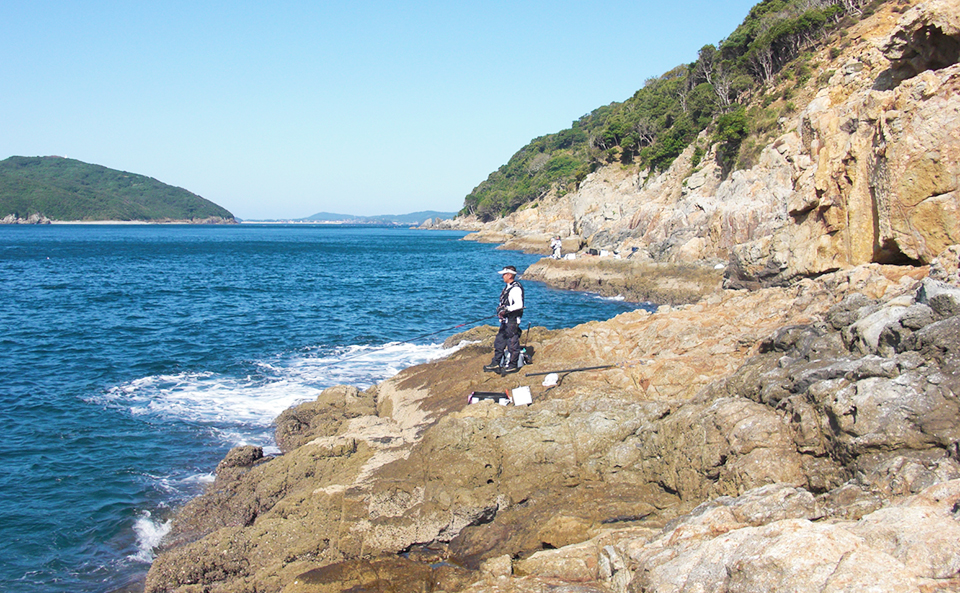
[2,1,758,220]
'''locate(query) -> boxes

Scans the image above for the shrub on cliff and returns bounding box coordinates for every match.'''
[461,0,876,221]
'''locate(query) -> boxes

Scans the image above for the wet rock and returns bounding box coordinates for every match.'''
[283,556,476,593]
[274,385,376,453]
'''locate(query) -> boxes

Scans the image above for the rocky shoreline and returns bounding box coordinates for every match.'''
[425,0,960,294]
[521,257,725,306]
[142,246,960,592]
[141,2,960,589]
[0,215,238,225]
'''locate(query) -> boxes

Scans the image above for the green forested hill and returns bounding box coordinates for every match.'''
[462,0,887,221]
[0,156,235,222]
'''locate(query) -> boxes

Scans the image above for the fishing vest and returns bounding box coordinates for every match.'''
[499,280,524,318]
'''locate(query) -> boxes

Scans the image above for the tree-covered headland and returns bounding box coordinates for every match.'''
[0,156,235,222]
[462,0,894,221]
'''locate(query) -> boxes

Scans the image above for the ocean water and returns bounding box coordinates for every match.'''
[0,224,648,593]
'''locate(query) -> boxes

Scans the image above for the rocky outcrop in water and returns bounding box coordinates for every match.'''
[0,213,51,224]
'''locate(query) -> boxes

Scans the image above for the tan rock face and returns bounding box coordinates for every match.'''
[623,480,960,593]
[884,0,960,78]
[689,1,960,285]
[520,257,724,305]
[795,63,960,273]
[465,0,960,289]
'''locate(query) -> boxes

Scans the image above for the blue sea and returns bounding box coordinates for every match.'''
[0,224,647,593]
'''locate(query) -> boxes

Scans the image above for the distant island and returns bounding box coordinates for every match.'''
[0,156,236,224]
[245,210,459,226]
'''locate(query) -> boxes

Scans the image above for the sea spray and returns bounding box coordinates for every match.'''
[95,341,458,447]
[129,511,172,564]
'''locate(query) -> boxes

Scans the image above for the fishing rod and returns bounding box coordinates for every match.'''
[525,355,652,378]
[524,364,616,377]
[319,314,500,368]
[391,314,499,345]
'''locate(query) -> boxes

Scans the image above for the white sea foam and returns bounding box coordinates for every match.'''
[96,341,458,446]
[290,341,455,388]
[110,341,459,577]
[133,470,215,515]
[128,511,171,564]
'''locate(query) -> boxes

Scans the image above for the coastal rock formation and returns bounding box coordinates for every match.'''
[419,216,484,232]
[520,257,725,305]
[144,255,960,592]
[464,0,960,291]
[618,480,960,593]
[0,213,51,224]
[143,2,960,591]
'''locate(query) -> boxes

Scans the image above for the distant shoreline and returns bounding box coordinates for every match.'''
[49,220,153,225]
[1,219,438,226]
[42,218,237,225]
[237,220,382,225]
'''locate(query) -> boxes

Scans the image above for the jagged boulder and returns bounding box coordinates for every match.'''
[883,0,960,80]
[274,385,376,453]
[617,480,960,593]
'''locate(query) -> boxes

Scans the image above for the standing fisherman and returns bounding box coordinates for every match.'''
[484,266,525,374]
[551,236,562,259]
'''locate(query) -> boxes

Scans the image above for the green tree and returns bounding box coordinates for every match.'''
[714,106,749,173]
[460,0,865,220]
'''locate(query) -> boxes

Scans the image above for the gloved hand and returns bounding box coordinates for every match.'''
[497,305,507,319]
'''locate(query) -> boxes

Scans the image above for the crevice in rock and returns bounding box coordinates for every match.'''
[879,24,960,89]
[600,513,652,524]
[466,505,499,528]
[781,267,842,286]
[790,208,813,224]
[907,25,960,73]
[659,482,680,497]
[873,238,923,266]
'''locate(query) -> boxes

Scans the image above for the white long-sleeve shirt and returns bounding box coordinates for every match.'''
[499,281,524,313]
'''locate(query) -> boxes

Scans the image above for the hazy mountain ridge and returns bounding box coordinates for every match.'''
[298,210,458,225]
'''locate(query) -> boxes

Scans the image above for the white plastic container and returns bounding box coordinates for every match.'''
[511,386,533,406]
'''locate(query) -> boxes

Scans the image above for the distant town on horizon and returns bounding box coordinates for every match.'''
[241,210,458,225]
